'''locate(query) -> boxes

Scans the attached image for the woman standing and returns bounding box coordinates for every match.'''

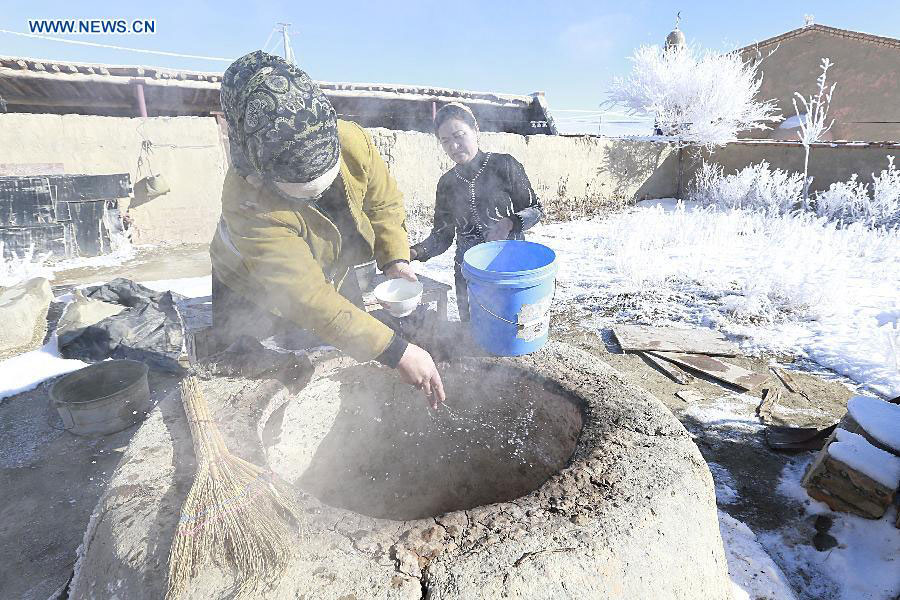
[410,103,544,320]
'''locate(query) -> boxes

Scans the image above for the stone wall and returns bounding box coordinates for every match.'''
[0,113,227,246]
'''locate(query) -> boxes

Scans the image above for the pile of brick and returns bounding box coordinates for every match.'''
[802,395,900,520]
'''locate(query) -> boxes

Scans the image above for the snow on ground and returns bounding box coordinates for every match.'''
[412,201,899,599]
[524,200,900,398]
[763,456,900,600]
[0,243,136,288]
[683,394,764,434]
[707,462,740,505]
[719,509,798,600]
[140,275,212,299]
[3,200,897,598]
[0,335,87,402]
[672,378,898,600]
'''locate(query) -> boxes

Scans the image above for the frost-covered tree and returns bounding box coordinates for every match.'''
[608,44,779,148]
[792,58,836,209]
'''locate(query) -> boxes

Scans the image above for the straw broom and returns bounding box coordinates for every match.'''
[166,376,301,599]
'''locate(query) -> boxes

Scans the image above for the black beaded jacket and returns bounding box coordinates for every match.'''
[412,151,544,270]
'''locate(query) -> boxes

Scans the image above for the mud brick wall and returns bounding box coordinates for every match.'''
[0,114,679,248]
[0,114,227,246]
[369,128,678,240]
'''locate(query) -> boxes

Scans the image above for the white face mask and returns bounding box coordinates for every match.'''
[271,158,341,200]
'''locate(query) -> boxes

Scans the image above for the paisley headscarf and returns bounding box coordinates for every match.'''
[220,50,340,184]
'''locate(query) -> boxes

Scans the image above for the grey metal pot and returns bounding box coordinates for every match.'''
[50,360,151,436]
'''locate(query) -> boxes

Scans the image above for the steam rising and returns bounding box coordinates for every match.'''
[267,361,584,521]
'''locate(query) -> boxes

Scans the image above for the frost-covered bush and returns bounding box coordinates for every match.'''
[690,157,900,229]
[815,175,872,224]
[688,161,804,214]
[817,156,900,228]
[608,44,779,148]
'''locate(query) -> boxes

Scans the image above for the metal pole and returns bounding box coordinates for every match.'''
[277,22,293,62]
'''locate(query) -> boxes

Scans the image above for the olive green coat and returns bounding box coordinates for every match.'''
[210,120,410,361]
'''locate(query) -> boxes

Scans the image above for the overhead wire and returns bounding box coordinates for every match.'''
[261,27,278,54]
[0,28,234,62]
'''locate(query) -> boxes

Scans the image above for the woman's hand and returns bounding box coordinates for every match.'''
[396,344,446,409]
[485,217,514,242]
[385,261,418,282]
[409,246,419,261]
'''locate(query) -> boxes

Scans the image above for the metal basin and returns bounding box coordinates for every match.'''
[50,359,151,436]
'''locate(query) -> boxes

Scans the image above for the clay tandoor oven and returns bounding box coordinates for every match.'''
[68,342,733,599]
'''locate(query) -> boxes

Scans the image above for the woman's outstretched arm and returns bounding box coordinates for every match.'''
[411,180,456,261]
[506,156,544,233]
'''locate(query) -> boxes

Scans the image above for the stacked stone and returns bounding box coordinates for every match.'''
[802,395,900,520]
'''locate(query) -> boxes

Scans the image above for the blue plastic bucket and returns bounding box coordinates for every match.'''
[461,240,557,356]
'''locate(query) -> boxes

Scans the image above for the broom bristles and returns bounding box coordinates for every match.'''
[166,376,302,599]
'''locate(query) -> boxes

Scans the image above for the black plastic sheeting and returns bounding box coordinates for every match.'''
[59,278,186,373]
[0,173,130,260]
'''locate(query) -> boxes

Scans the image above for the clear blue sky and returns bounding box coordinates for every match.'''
[2,0,899,131]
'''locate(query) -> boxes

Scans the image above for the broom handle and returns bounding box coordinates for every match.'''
[180,376,229,463]
[180,378,270,488]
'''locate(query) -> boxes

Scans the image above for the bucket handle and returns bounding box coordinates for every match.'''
[46,396,160,434]
[467,288,555,330]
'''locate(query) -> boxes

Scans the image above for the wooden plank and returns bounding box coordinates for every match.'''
[675,390,704,403]
[770,367,815,403]
[362,272,451,314]
[639,351,694,384]
[648,351,769,391]
[612,324,739,356]
[757,388,783,422]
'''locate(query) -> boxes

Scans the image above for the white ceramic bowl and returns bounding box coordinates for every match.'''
[373,279,423,317]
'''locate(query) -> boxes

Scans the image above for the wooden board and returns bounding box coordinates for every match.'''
[675,390,704,403]
[612,324,739,356]
[362,272,451,319]
[770,367,814,402]
[639,351,694,384]
[648,351,769,391]
[757,388,783,422]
